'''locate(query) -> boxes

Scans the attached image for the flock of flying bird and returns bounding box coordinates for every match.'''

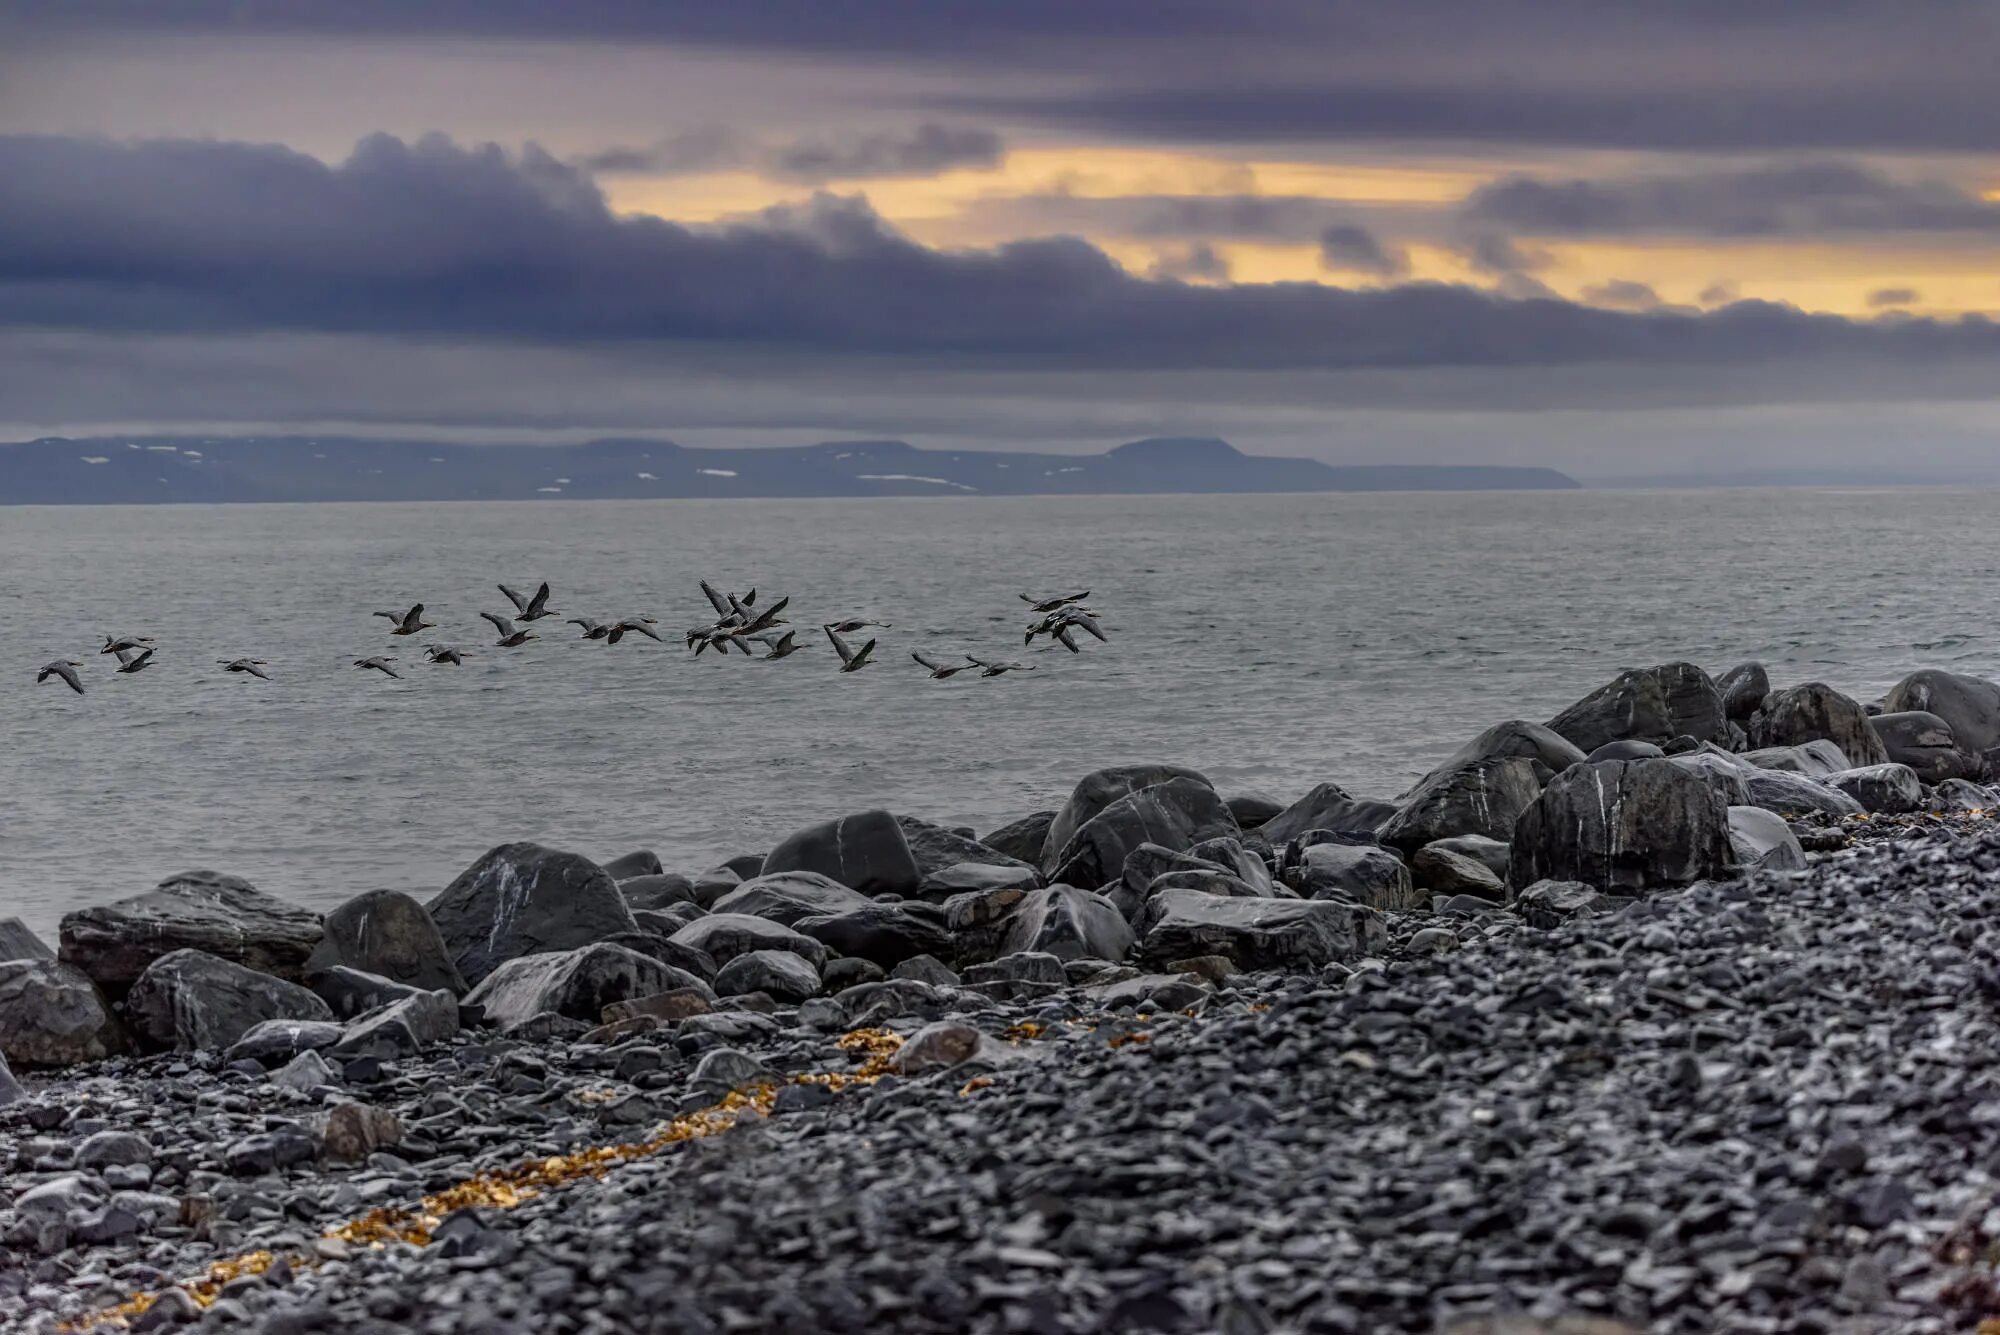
[34,581,1107,694]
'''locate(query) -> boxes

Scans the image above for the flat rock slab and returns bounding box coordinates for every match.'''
[1138,889,1382,970]
[126,948,333,1053]
[59,870,323,987]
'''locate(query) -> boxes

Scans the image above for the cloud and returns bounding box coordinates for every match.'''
[576,127,745,175]
[1461,162,2000,239]
[1582,280,1663,311]
[3,132,1998,379]
[1318,224,1408,277]
[1698,281,1740,307]
[577,123,1001,182]
[1868,287,1920,308]
[1148,243,1230,282]
[1456,231,1551,276]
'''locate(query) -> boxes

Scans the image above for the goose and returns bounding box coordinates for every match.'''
[498,581,556,621]
[424,645,468,665]
[567,617,612,641]
[100,633,154,656]
[375,604,435,636]
[912,652,974,679]
[966,655,1033,678]
[607,617,663,644]
[825,626,877,672]
[217,658,271,680]
[739,596,790,636]
[825,618,891,634]
[479,612,539,647]
[115,646,156,674]
[762,630,801,660]
[1020,591,1090,613]
[37,659,85,694]
[354,656,400,678]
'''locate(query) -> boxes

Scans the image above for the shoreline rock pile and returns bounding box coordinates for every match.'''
[6,658,2000,1332]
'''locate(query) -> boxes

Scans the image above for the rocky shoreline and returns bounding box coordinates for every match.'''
[7,659,2000,1332]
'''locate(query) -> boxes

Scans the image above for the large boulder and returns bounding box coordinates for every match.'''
[1882,670,2000,778]
[1510,759,1733,892]
[1717,662,1771,721]
[1869,711,1982,784]
[1739,767,1864,818]
[711,871,874,926]
[0,960,132,1066]
[306,965,428,1019]
[1741,739,1852,776]
[305,890,466,996]
[1137,891,1383,971]
[979,811,1057,866]
[0,1052,23,1105]
[463,944,711,1029]
[1378,756,1548,854]
[667,913,829,969]
[1748,683,1889,768]
[791,905,952,968]
[619,874,699,911]
[125,949,332,1053]
[1255,783,1398,846]
[1223,793,1286,829]
[601,850,663,881]
[1288,843,1418,911]
[328,990,460,1061]
[1411,844,1506,901]
[761,809,922,896]
[59,871,323,988]
[1041,764,1213,872]
[1046,777,1238,889]
[1826,764,1924,815]
[992,886,1135,963]
[894,816,1037,881]
[713,950,821,1003]
[0,918,55,963]
[1546,663,1730,754]
[1661,751,1755,809]
[426,843,637,985]
[1726,807,1808,873]
[1409,720,1586,793]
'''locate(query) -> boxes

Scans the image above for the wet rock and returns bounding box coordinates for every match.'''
[1547,662,1730,753]
[0,1051,22,1105]
[821,957,885,991]
[1727,806,1808,872]
[1185,836,1274,892]
[1137,890,1382,970]
[992,885,1135,963]
[602,850,663,881]
[1740,767,1864,818]
[690,865,742,908]
[1379,756,1549,854]
[271,1049,335,1093]
[1426,834,1510,882]
[1869,710,1982,784]
[226,1018,345,1065]
[1882,668,2000,778]
[0,917,55,963]
[619,874,700,911]
[668,913,829,969]
[328,989,459,1061]
[1510,759,1732,892]
[634,903,705,935]
[918,861,1040,897]
[595,931,719,982]
[1042,764,1214,870]
[0,959,131,1066]
[1047,777,1238,889]
[224,1125,319,1175]
[761,809,922,897]
[978,811,1057,866]
[601,987,714,1025]
[1749,682,1889,767]
[890,1021,986,1075]
[712,950,820,1003]
[462,944,710,1029]
[895,815,1037,881]
[303,889,466,995]
[1413,720,1589,792]
[1717,661,1771,720]
[58,870,324,987]
[304,965,426,1019]
[426,843,636,985]
[711,871,875,925]
[1585,740,1666,763]
[1512,879,1633,928]
[1256,782,1399,845]
[126,948,333,1053]
[689,1048,777,1093]
[320,1101,401,1162]
[791,904,952,968]
[889,955,961,987]
[1741,739,1853,775]
[1411,844,1507,900]
[1223,792,1286,829]
[1826,763,1924,815]
[1290,842,1417,910]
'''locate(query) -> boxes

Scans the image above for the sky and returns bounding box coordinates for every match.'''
[1,2,1997,480]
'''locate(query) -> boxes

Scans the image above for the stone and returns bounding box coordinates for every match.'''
[1144,869,1269,901]
[761,809,922,896]
[1749,682,1889,767]
[1223,792,1286,829]
[1185,836,1274,892]
[0,959,131,1066]
[1869,710,1982,784]
[272,1050,335,1093]
[1717,661,1772,720]
[305,965,427,1019]
[1826,763,1924,815]
[1042,764,1214,870]
[891,1022,984,1075]
[328,989,460,1061]
[462,944,711,1029]
[224,1125,319,1175]
[635,903,705,934]
[1585,740,1665,763]
[690,866,742,907]
[76,1128,153,1169]
[979,810,1058,866]
[303,889,466,996]
[963,951,1066,988]
[1047,776,1238,889]
[791,904,952,967]
[427,843,636,985]
[1411,720,1590,794]
[321,1102,401,1162]
[1290,843,1418,911]
[993,885,1135,963]
[1256,782,1399,846]
[620,874,700,911]
[822,957,885,991]
[1546,662,1730,753]
[690,1047,777,1092]
[1411,843,1506,900]
[1088,972,1210,1011]
[1726,806,1808,872]
[1122,842,1227,898]
[1512,879,1634,928]
[601,987,714,1025]
[1379,756,1548,854]
[0,1050,23,1105]
[1741,739,1853,775]
[889,955,960,987]
[1510,759,1733,892]
[595,931,719,982]
[1426,834,1510,882]
[1739,767,1864,818]
[1933,778,1997,811]
[0,917,55,963]
[1883,669,2000,778]
[602,849,663,880]
[126,949,333,1053]
[58,870,323,987]
[1138,890,1383,971]
[226,1018,344,1065]
[711,870,875,925]
[668,913,828,969]
[918,861,1040,897]
[894,815,1037,880]
[712,950,821,1003]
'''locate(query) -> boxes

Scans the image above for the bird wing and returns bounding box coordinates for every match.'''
[129,648,154,669]
[1055,627,1080,652]
[372,610,399,622]
[824,625,855,663]
[247,663,271,679]
[498,584,530,614]
[401,603,426,629]
[526,582,551,617]
[59,663,84,693]
[852,638,877,663]
[480,611,514,634]
[1074,613,1108,641]
[626,621,663,641]
[699,580,732,617]
[912,652,941,671]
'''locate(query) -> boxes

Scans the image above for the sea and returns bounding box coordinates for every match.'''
[5,488,1996,941]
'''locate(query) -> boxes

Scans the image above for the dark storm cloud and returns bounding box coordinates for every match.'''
[1318,224,1408,278]
[4,132,1998,375]
[1463,163,2000,239]
[579,124,1002,183]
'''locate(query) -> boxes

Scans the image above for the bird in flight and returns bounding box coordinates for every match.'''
[424,645,468,665]
[1020,591,1090,614]
[115,646,156,675]
[607,617,663,644]
[825,625,877,672]
[498,581,556,622]
[354,656,400,678]
[480,612,539,647]
[375,604,436,636]
[966,655,1033,678]
[217,658,272,680]
[100,633,154,657]
[37,659,85,694]
[911,652,975,679]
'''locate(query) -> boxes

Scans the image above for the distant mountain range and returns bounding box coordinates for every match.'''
[0,435,1580,504]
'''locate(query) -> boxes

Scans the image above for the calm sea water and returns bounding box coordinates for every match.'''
[5,489,1996,941]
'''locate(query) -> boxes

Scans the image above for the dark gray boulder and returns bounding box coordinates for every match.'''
[918,862,1039,897]
[463,944,712,1029]
[711,871,875,926]
[619,874,699,911]
[761,809,922,896]
[1741,739,1853,776]
[1410,844,1506,900]
[0,918,55,963]
[1883,669,2000,778]
[1288,843,1417,910]
[59,871,323,988]
[426,843,636,985]
[1379,756,1548,854]
[1727,806,1808,872]
[328,990,460,1061]
[791,904,952,968]
[1510,759,1733,892]
[1410,720,1587,792]
[1748,683,1889,768]
[1826,763,1924,815]
[1717,662,1771,721]
[1223,792,1286,829]
[979,811,1057,866]
[894,815,1037,880]
[305,890,466,996]
[0,1052,23,1105]
[713,950,820,1003]
[1047,776,1238,889]
[635,904,705,934]
[1741,767,1864,818]
[950,885,1134,964]
[1662,750,1756,810]
[601,850,663,880]
[1041,764,1213,871]
[1869,711,1981,784]
[1185,836,1274,892]
[667,913,829,969]
[690,866,743,907]
[126,949,333,1053]
[1514,880,1634,929]
[1426,834,1510,883]
[1586,740,1666,763]
[595,932,719,982]
[226,1018,344,1065]
[1145,869,1270,900]
[1138,891,1382,971]
[1122,842,1225,898]
[305,966,427,1020]
[1934,778,1999,811]
[1256,783,1398,846]
[1546,662,1730,753]
[0,960,132,1066]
